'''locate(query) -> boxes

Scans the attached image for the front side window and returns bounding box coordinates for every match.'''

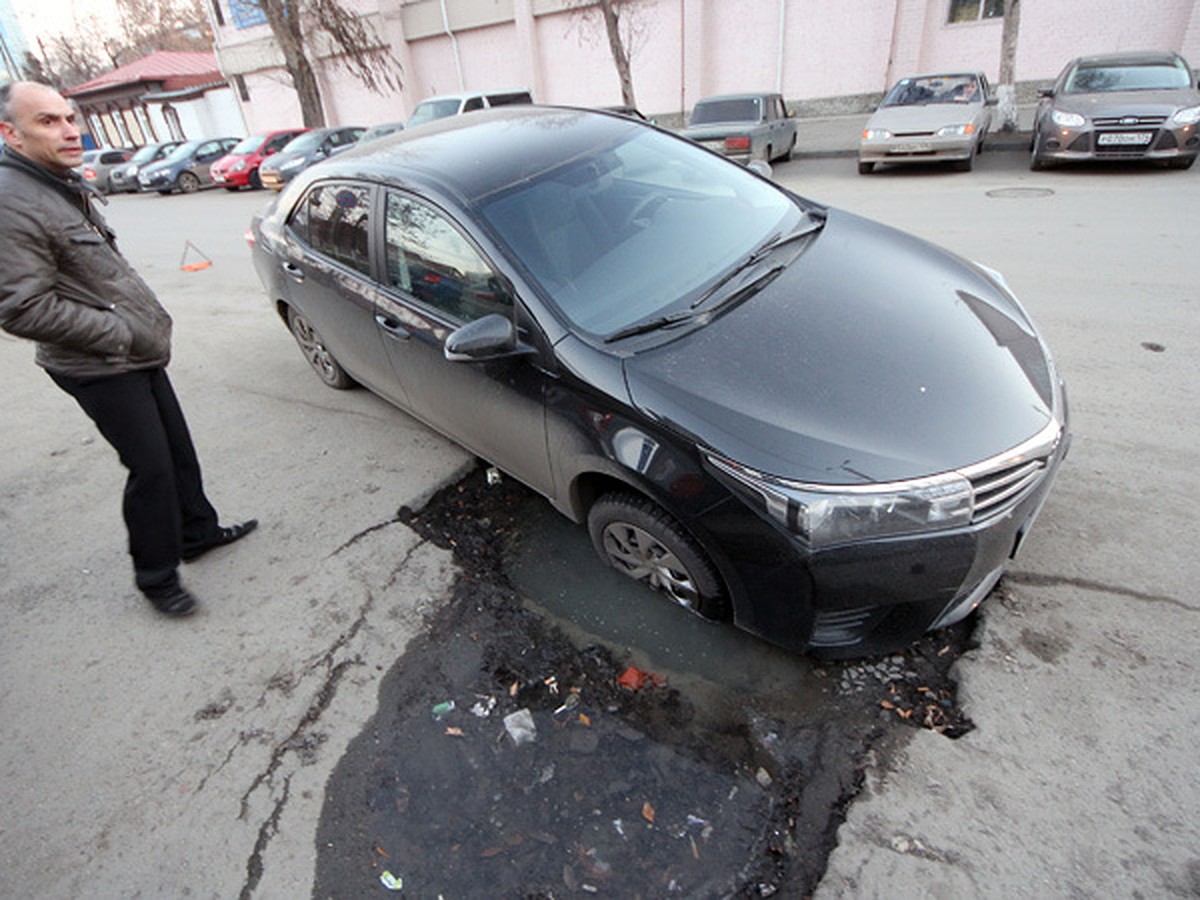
[947,0,1004,23]
[384,193,512,323]
[290,183,372,276]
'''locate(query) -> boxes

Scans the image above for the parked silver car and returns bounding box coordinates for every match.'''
[1031,50,1200,170]
[859,72,996,173]
[678,93,798,164]
[406,89,533,129]
[74,148,133,194]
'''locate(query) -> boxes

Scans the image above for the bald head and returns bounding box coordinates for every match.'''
[0,81,85,173]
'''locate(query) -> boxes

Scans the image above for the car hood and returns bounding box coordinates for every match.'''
[866,104,983,131]
[623,209,1058,485]
[140,159,179,176]
[1054,87,1200,117]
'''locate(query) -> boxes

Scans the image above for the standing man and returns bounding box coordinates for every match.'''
[0,81,256,617]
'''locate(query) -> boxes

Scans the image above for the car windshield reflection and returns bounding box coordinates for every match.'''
[478,129,802,338]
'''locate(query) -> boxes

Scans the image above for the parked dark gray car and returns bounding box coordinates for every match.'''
[678,92,797,163]
[249,107,1068,659]
[258,126,365,189]
[1031,50,1200,170]
[109,140,183,193]
[137,137,240,193]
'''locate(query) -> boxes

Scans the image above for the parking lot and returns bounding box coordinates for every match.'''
[1,145,1198,897]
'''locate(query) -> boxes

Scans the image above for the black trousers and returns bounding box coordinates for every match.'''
[49,367,219,592]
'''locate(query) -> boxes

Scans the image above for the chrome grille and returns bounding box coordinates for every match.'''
[962,422,1062,524]
[1093,115,1167,127]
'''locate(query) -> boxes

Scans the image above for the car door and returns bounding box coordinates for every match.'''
[374,189,553,492]
[193,139,230,186]
[277,181,408,405]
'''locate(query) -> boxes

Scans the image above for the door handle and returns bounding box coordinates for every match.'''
[281,261,305,282]
[375,314,411,339]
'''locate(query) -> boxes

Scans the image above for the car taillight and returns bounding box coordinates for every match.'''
[244,228,255,248]
[725,136,751,151]
[83,167,97,180]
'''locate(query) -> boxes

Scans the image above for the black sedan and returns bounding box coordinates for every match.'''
[249,107,1069,659]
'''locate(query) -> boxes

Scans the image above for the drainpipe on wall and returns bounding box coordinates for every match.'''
[439,0,466,91]
[776,0,786,95]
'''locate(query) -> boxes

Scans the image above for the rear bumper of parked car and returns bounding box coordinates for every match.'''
[859,132,976,166]
[1034,122,1199,165]
[705,411,1070,660]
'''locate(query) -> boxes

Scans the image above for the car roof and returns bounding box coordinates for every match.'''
[1069,50,1186,68]
[893,71,985,82]
[290,106,644,207]
[694,92,779,102]
[415,89,531,103]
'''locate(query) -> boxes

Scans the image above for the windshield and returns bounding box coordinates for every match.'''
[162,141,200,162]
[229,134,267,154]
[1064,61,1192,93]
[689,98,761,125]
[478,128,803,338]
[130,144,165,163]
[408,99,463,128]
[278,131,324,154]
[882,75,982,106]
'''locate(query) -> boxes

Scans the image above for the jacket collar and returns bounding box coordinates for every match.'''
[0,145,108,212]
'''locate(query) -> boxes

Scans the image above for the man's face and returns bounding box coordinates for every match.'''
[0,83,85,173]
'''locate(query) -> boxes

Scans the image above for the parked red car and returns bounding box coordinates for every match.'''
[211,128,308,190]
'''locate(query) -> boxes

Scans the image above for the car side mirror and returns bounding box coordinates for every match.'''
[986,96,999,106]
[1038,87,1054,98]
[444,314,533,362]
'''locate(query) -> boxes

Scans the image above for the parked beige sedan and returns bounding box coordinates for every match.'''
[859,72,996,174]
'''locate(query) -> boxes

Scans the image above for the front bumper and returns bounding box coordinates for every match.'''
[1035,121,1199,164]
[859,133,975,166]
[703,412,1070,659]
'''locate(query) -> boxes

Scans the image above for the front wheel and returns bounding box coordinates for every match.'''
[288,308,354,389]
[587,494,729,621]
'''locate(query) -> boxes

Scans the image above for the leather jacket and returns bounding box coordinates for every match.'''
[0,147,172,377]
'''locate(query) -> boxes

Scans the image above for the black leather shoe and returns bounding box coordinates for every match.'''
[182,519,259,562]
[144,585,199,617]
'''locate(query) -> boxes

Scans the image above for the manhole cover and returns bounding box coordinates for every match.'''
[986,187,1055,199]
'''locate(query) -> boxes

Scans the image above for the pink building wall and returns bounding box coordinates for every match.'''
[211,0,1200,134]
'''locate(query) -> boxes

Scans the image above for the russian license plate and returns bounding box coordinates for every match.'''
[890,142,933,154]
[1098,132,1152,146]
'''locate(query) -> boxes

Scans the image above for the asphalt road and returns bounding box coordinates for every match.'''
[1,148,1197,897]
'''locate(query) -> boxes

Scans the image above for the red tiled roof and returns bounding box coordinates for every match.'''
[65,51,222,97]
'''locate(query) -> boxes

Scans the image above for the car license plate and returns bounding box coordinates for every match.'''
[1098,132,1152,146]
[890,142,933,154]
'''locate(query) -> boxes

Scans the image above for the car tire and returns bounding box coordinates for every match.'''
[587,493,729,621]
[858,161,874,175]
[288,307,355,390]
[955,148,975,172]
[249,169,263,190]
[1029,131,1048,171]
[782,135,796,162]
[224,186,240,192]
[177,172,201,193]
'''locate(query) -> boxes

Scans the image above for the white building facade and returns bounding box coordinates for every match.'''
[208,0,1200,133]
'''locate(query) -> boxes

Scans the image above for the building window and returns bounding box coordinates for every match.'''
[229,0,267,29]
[947,0,1004,23]
[162,105,183,140]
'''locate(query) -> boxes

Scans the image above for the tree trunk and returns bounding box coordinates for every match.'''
[262,0,326,127]
[597,0,637,110]
[997,0,1021,132]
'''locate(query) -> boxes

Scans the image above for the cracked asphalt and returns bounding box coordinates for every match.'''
[2,150,1198,898]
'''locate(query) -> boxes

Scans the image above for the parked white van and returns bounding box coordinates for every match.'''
[407,89,534,128]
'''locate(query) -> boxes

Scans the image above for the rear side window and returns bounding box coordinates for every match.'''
[289,183,372,276]
[463,96,485,112]
[486,91,532,107]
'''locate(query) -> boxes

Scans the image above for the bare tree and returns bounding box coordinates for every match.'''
[996,0,1021,132]
[252,0,403,127]
[568,0,642,110]
[114,0,214,63]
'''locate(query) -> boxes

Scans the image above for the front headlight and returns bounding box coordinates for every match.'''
[232,160,247,172]
[936,123,975,137]
[1051,109,1086,128]
[705,453,974,549]
[1171,105,1200,126]
[862,129,892,140]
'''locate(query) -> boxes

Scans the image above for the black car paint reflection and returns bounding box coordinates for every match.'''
[250,106,1068,658]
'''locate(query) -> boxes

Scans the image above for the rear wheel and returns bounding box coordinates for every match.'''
[177,172,200,193]
[587,494,729,621]
[288,308,354,389]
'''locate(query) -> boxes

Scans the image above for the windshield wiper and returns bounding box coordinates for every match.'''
[604,309,697,343]
[689,214,825,311]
